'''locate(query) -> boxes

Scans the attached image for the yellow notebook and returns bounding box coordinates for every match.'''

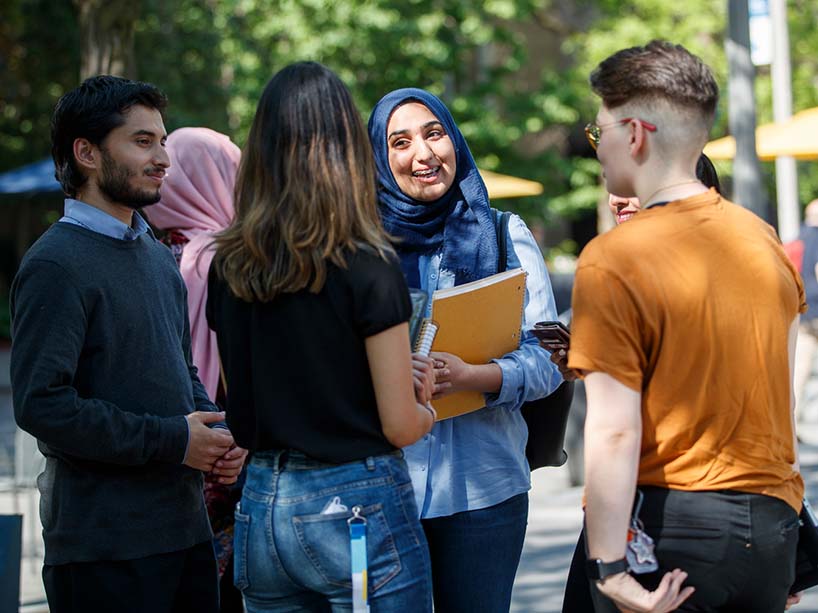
[430,267,526,420]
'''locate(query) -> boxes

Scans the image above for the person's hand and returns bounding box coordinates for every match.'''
[549,348,579,382]
[412,353,435,405]
[429,351,470,399]
[211,445,248,485]
[786,591,803,610]
[184,411,234,472]
[595,569,694,613]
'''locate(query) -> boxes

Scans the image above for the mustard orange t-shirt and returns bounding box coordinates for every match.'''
[569,190,805,512]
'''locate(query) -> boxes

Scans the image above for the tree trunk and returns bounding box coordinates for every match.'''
[75,0,140,81]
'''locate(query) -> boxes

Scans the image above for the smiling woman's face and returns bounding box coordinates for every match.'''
[608,194,641,224]
[386,102,456,202]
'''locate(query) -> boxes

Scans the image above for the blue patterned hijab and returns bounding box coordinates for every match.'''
[367,88,498,287]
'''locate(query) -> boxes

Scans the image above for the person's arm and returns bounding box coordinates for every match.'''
[198,268,248,482]
[584,371,694,612]
[430,354,502,397]
[11,259,191,466]
[789,314,801,473]
[367,322,435,448]
[412,353,436,405]
[432,214,562,407]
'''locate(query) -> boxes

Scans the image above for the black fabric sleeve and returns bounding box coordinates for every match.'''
[10,258,189,465]
[206,267,257,450]
[348,251,412,337]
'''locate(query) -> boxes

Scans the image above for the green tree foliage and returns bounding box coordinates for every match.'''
[0,0,79,171]
[3,0,818,225]
[566,0,727,127]
[210,0,579,223]
[135,0,232,134]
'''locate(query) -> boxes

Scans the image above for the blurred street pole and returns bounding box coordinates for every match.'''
[727,0,769,221]
[770,0,800,241]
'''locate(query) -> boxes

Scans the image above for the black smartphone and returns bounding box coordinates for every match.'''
[531,320,570,349]
[408,288,430,348]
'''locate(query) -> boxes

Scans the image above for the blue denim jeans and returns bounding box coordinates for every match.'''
[233,450,432,612]
[421,492,529,613]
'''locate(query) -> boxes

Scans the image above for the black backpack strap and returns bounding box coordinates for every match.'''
[493,208,512,274]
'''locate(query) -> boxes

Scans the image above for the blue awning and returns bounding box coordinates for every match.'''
[0,159,61,195]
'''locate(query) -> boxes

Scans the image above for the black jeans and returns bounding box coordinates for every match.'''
[589,487,799,613]
[562,529,595,612]
[43,540,219,613]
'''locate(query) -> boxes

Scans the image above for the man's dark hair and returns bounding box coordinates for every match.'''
[590,40,718,121]
[50,75,168,197]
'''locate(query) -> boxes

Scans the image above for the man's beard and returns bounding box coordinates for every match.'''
[98,149,162,209]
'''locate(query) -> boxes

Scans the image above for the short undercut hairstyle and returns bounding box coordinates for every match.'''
[590,40,718,127]
[51,75,168,197]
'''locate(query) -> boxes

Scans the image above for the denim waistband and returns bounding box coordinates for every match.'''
[251,449,403,471]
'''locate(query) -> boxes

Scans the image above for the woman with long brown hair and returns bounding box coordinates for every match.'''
[206,62,434,612]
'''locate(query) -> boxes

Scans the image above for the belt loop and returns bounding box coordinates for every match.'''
[275,450,287,476]
[365,456,375,471]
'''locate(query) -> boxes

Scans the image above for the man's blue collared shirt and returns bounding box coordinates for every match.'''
[59,198,149,241]
[405,213,563,518]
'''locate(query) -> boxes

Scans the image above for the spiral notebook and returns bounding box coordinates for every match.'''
[414,319,439,355]
[429,267,526,420]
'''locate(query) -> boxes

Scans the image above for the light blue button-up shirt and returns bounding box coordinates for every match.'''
[59,198,150,240]
[405,213,563,518]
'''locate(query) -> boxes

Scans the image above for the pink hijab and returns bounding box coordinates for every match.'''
[147,127,240,401]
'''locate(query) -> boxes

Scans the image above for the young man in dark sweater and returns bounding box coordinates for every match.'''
[10,75,247,613]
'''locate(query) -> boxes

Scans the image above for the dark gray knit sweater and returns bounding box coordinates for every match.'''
[10,222,214,564]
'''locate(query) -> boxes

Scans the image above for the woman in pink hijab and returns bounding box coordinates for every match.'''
[148,127,240,402]
[147,127,242,613]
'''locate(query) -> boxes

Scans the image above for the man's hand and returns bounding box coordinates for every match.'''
[211,445,248,485]
[184,411,234,472]
[549,348,579,382]
[595,569,694,613]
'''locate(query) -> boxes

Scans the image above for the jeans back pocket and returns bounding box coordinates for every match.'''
[648,523,728,569]
[292,503,401,593]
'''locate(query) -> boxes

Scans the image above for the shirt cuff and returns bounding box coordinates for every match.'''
[154,415,190,465]
[486,358,519,408]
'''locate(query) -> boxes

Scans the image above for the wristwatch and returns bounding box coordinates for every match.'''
[586,557,629,582]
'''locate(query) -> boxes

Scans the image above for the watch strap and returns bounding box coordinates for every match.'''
[586,557,629,581]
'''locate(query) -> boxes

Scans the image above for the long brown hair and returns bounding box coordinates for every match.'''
[213,62,393,302]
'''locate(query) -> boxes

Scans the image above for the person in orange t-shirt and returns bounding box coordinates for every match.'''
[567,41,805,612]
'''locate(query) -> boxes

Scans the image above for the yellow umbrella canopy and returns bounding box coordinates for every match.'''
[704,106,818,161]
[478,169,544,199]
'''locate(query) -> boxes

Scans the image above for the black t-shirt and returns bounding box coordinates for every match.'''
[206,247,411,463]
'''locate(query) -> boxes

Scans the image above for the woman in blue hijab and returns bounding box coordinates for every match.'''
[368,88,563,612]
